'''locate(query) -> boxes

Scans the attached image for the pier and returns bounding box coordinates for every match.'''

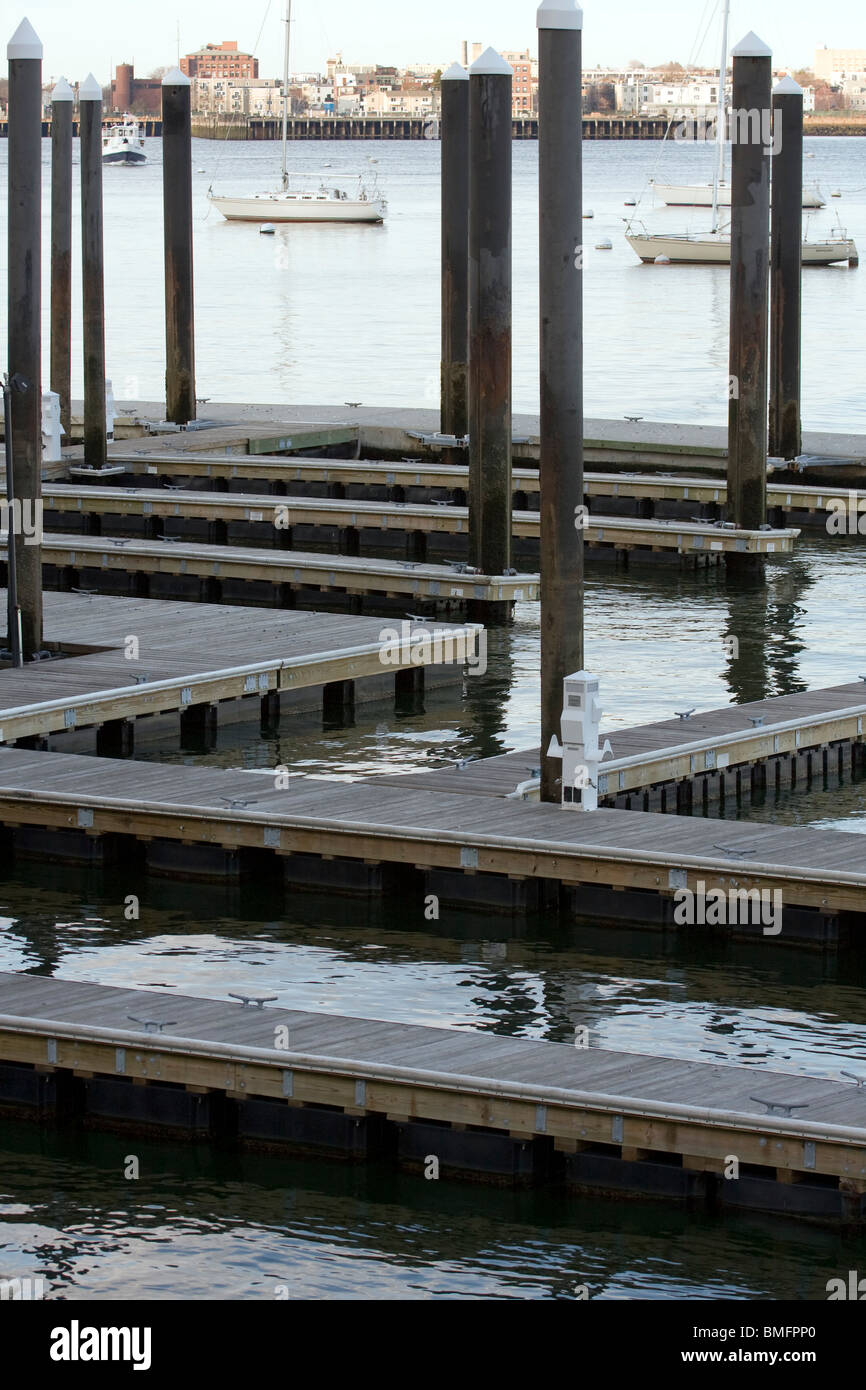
[0,591,476,747]
[0,971,864,1222]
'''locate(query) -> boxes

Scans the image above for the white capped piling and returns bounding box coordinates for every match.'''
[6,17,44,658]
[769,76,803,461]
[440,62,470,446]
[727,32,772,540]
[468,47,513,580]
[79,73,108,469]
[537,0,585,803]
[162,67,196,425]
[50,77,74,440]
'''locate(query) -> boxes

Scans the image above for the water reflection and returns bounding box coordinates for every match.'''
[2,1122,864,1300]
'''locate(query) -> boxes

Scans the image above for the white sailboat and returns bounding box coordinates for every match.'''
[650,179,825,209]
[625,12,857,268]
[208,1,386,225]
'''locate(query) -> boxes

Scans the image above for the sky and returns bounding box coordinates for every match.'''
[7,1,860,85]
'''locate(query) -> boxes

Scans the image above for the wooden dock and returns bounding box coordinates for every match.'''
[372,680,866,809]
[0,591,475,744]
[0,970,864,1221]
[2,533,535,612]
[36,484,799,560]
[85,450,852,528]
[0,745,861,943]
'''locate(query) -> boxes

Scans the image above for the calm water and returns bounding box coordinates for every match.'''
[2,135,866,1300]
[0,134,864,424]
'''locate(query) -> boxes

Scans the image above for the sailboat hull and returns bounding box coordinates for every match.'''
[627,233,858,266]
[209,194,385,224]
[653,182,824,209]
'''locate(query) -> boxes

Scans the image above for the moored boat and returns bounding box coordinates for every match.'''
[102,114,146,165]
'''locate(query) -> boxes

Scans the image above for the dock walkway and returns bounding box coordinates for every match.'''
[0,592,475,743]
[38,484,799,559]
[0,745,861,935]
[0,971,863,1219]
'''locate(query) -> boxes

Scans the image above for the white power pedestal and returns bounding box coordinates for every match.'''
[547,670,613,811]
[41,390,64,462]
[105,379,117,441]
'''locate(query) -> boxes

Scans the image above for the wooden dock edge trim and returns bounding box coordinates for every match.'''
[0,1018,864,1150]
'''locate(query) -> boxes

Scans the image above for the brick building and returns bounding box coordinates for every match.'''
[110,63,162,114]
[181,41,258,81]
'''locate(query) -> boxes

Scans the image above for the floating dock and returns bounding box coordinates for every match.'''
[0,745,861,944]
[375,681,866,811]
[96,449,858,530]
[2,533,534,614]
[0,591,476,746]
[37,484,799,561]
[0,971,864,1223]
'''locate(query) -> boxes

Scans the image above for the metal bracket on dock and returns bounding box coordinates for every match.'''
[675,708,695,720]
[749,1095,810,1117]
[406,431,469,449]
[748,716,765,727]
[127,1015,177,1034]
[228,992,278,1009]
[712,845,758,859]
[841,1071,866,1088]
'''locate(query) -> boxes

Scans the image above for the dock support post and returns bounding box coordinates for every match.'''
[6,19,44,659]
[468,48,513,578]
[538,0,585,804]
[440,62,470,452]
[769,77,803,462]
[727,34,772,546]
[50,78,74,442]
[79,74,108,470]
[162,68,196,426]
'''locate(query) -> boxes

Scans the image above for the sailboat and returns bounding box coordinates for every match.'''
[208,1,386,224]
[625,12,858,268]
[650,179,825,210]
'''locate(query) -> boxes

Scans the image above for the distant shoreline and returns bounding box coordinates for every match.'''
[3,114,865,141]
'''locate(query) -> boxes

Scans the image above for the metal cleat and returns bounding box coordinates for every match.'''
[749,1095,810,1117]
[127,1015,177,1034]
[228,992,278,1009]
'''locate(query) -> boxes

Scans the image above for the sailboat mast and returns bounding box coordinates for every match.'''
[281,0,291,191]
[711,0,730,231]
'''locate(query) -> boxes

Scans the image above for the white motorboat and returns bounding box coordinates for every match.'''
[208,1,386,225]
[102,114,146,165]
[650,180,824,209]
[626,228,859,266]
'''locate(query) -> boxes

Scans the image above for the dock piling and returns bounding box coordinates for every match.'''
[162,68,196,426]
[6,18,44,658]
[537,0,585,803]
[468,48,513,580]
[769,77,803,462]
[79,74,108,470]
[50,78,74,442]
[727,33,772,540]
[440,62,470,452]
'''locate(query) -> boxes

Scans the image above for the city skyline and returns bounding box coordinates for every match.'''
[7,0,861,86]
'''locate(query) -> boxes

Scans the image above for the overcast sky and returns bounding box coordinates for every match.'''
[10,1,858,84]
